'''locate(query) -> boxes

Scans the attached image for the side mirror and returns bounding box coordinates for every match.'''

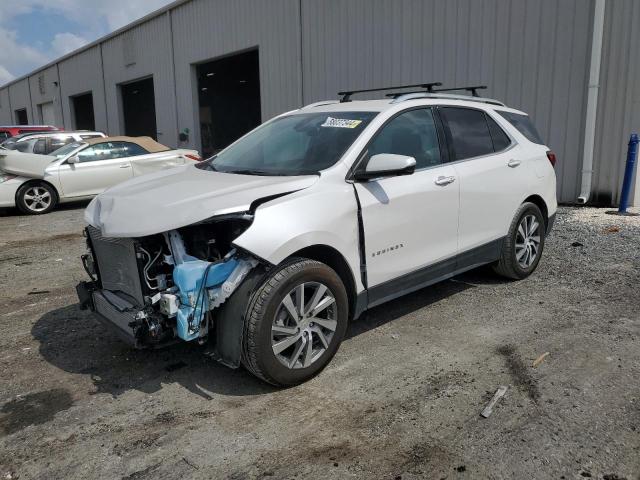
[67,155,79,164]
[354,153,416,181]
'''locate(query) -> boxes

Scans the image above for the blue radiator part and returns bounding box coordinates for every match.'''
[173,258,239,341]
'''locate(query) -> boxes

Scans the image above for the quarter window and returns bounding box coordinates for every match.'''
[365,108,442,169]
[485,115,511,152]
[440,107,494,160]
[497,111,544,145]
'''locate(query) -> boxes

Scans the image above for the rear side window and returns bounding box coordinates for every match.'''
[440,107,494,160]
[497,111,544,145]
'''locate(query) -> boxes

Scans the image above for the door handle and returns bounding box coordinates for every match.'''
[119,164,131,168]
[507,159,521,168]
[434,175,455,186]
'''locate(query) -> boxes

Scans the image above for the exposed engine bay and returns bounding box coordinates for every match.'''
[78,214,260,351]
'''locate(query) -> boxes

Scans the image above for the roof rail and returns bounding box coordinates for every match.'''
[390,92,505,106]
[301,100,340,109]
[338,82,442,102]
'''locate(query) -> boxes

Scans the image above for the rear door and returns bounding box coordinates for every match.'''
[57,142,133,197]
[438,106,527,257]
[355,107,459,303]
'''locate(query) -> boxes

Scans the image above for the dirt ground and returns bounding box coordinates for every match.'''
[0,203,638,480]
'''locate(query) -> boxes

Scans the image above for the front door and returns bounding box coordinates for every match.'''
[57,142,133,197]
[354,108,459,304]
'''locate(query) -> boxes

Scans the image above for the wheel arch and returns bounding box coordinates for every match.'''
[287,244,358,320]
[15,178,60,204]
[523,194,548,227]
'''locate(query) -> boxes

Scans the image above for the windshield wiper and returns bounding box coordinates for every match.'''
[223,169,287,176]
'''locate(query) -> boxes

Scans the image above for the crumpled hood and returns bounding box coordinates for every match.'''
[0,150,56,178]
[84,164,318,237]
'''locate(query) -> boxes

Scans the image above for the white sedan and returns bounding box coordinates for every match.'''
[0,136,200,214]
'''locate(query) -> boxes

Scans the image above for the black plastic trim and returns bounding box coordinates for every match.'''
[366,237,504,308]
[546,213,556,236]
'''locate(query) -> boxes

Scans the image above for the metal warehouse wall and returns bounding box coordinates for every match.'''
[592,0,640,206]
[0,88,10,124]
[7,79,32,124]
[301,0,593,203]
[27,64,63,126]
[1,0,637,206]
[58,45,108,133]
[101,13,178,146]
[170,0,302,151]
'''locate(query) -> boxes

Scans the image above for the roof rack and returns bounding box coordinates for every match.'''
[338,82,442,102]
[389,92,505,106]
[433,85,488,97]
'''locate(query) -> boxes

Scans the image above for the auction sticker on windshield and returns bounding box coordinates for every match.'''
[321,117,363,128]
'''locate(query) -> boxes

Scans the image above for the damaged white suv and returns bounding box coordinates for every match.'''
[78,85,557,386]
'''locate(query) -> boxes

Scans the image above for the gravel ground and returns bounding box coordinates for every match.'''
[0,204,638,480]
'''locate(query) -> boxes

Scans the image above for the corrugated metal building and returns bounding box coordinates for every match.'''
[0,0,637,205]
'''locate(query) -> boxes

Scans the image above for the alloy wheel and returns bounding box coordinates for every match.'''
[515,214,541,268]
[271,281,337,369]
[23,186,52,212]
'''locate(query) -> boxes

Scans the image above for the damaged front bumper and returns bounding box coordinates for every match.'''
[77,223,260,352]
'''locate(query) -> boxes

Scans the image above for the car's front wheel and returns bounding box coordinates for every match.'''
[16,182,58,215]
[493,202,546,280]
[241,258,349,386]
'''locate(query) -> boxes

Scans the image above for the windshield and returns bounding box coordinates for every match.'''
[202,111,377,175]
[51,142,85,158]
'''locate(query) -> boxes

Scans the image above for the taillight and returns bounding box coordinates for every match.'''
[546,151,557,168]
[185,154,201,161]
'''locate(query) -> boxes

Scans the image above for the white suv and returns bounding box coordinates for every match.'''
[78,85,557,386]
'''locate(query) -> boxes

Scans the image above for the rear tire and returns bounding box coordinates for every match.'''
[241,258,349,387]
[16,182,58,215]
[493,202,545,280]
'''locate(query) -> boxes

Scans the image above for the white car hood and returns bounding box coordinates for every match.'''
[0,150,56,178]
[85,164,319,237]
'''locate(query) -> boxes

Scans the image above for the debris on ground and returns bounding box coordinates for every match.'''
[602,226,620,234]
[480,386,508,418]
[571,241,584,247]
[532,352,550,368]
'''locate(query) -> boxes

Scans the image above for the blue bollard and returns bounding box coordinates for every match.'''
[618,133,639,214]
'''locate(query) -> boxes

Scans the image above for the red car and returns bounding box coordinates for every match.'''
[0,125,60,143]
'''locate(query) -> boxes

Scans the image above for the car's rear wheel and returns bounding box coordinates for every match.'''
[493,202,545,280]
[241,258,349,386]
[16,182,58,215]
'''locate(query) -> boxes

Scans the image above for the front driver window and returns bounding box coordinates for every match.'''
[76,143,117,163]
[365,108,442,170]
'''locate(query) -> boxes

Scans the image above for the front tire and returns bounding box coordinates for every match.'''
[493,202,545,280]
[241,258,349,387]
[16,182,58,215]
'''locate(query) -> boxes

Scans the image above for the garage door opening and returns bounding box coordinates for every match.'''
[121,77,157,139]
[15,109,28,125]
[197,49,261,158]
[72,93,95,131]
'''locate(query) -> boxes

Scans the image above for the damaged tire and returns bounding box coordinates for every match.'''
[493,202,545,280]
[242,258,348,387]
